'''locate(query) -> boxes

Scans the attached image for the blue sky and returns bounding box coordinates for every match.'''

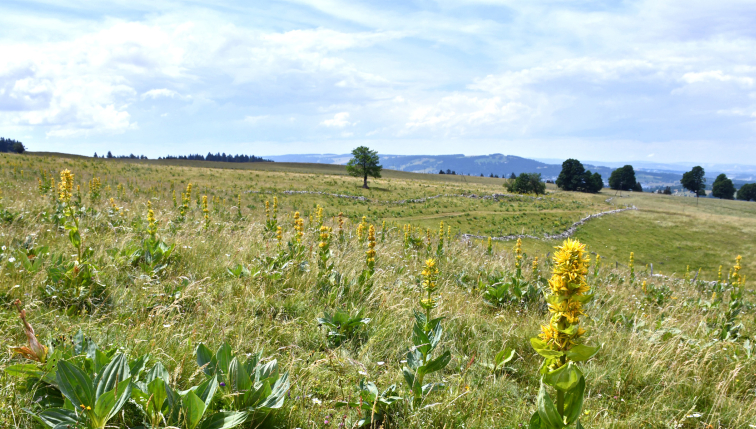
[1,0,755,163]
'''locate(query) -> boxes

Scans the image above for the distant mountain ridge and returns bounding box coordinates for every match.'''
[267,153,708,188]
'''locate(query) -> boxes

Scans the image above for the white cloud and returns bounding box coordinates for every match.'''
[321,112,352,128]
[142,88,183,99]
[681,71,754,87]
[244,115,269,124]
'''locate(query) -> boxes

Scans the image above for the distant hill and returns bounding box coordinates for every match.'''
[267,153,691,189]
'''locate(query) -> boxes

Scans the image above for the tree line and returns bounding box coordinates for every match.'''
[159,153,272,163]
[0,138,26,154]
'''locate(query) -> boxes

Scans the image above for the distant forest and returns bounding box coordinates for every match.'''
[158,153,272,163]
[0,138,26,153]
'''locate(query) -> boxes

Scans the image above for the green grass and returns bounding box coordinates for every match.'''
[1,152,755,428]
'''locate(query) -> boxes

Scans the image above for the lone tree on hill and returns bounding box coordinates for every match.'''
[712,174,735,199]
[609,165,642,192]
[556,159,603,193]
[681,166,706,202]
[346,146,382,189]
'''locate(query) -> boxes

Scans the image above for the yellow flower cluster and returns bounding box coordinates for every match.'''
[532,256,539,278]
[357,216,367,242]
[88,177,101,195]
[110,198,119,213]
[293,211,304,242]
[147,204,157,238]
[732,255,743,286]
[420,258,440,311]
[366,225,376,268]
[202,195,209,229]
[58,169,74,203]
[514,238,523,269]
[338,212,344,238]
[276,225,283,246]
[319,225,332,249]
[539,239,591,365]
[316,204,324,225]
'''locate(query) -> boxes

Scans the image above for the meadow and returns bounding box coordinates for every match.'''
[0,152,754,428]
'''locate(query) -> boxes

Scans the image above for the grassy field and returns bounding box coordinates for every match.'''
[1,152,755,428]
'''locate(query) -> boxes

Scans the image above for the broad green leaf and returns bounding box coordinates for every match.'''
[530,338,564,359]
[412,324,432,355]
[576,419,584,429]
[529,411,549,429]
[196,344,216,376]
[215,343,233,377]
[256,360,279,383]
[56,360,95,409]
[4,363,43,378]
[95,353,130,399]
[147,377,168,416]
[562,376,585,425]
[197,411,249,429]
[495,347,515,367]
[93,376,132,422]
[536,382,565,429]
[421,351,451,376]
[28,408,79,428]
[129,353,150,378]
[259,372,289,409]
[183,390,207,429]
[196,375,219,407]
[228,357,252,392]
[146,362,170,384]
[542,363,582,392]
[565,345,599,363]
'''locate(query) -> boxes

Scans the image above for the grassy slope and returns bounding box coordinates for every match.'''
[1,152,755,428]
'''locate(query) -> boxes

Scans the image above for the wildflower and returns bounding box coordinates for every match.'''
[366,225,376,273]
[357,216,367,242]
[293,212,304,243]
[58,169,74,203]
[202,195,209,230]
[487,236,493,255]
[276,226,283,246]
[629,252,635,283]
[338,212,344,239]
[147,207,157,238]
[532,256,539,279]
[514,238,523,270]
[732,255,742,285]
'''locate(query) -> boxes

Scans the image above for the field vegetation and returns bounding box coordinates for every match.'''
[1,152,755,428]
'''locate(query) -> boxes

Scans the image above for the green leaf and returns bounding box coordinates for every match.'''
[4,363,43,378]
[183,390,207,429]
[95,353,131,400]
[565,345,599,363]
[196,343,216,376]
[195,375,219,407]
[146,377,168,417]
[542,363,582,392]
[530,338,564,359]
[215,343,233,378]
[529,411,548,429]
[228,357,252,393]
[495,347,515,367]
[259,372,289,410]
[56,360,95,409]
[420,351,451,377]
[197,411,249,429]
[146,362,170,384]
[562,376,586,425]
[576,419,584,429]
[29,408,80,428]
[93,376,132,422]
[129,353,150,378]
[536,382,566,429]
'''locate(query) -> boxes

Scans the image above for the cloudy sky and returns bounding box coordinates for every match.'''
[1,0,755,163]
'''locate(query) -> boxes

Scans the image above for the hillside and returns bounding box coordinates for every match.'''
[1,152,755,428]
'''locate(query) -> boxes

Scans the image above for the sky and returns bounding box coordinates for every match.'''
[1,0,755,163]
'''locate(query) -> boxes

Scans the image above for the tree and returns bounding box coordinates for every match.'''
[556,159,603,193]
[439,170,445,174]
[107,151,113,159]
[507,173,546,195]
[509,172,517,180]
[681,166,706,200]
[737,183,756,202]
[609,165,641,191]
[346,146,382,189]
[712,174,735,199]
